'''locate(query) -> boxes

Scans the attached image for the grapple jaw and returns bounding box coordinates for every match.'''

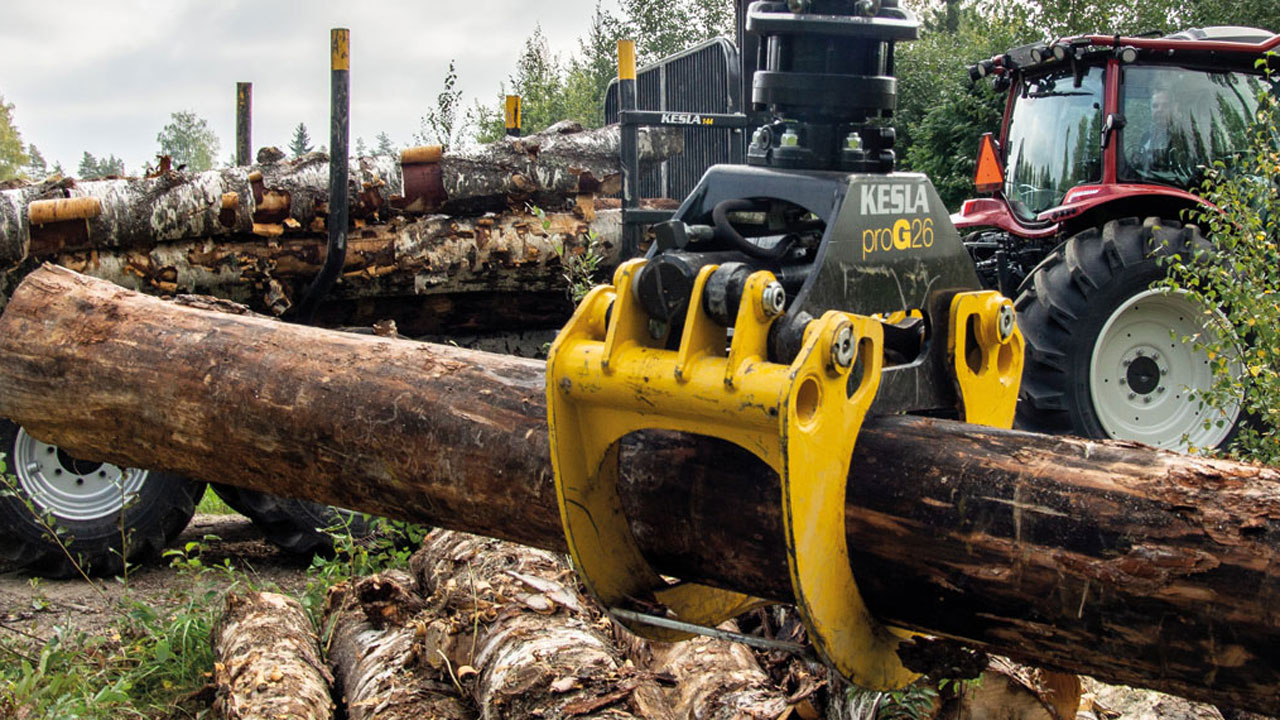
[546,258,1022,690]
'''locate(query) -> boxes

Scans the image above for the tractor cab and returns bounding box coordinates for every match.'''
[956,27,1278,248]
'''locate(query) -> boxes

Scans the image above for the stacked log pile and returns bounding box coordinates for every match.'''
[0,122,678,332]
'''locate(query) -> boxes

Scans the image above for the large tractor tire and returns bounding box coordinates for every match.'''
[210,484,373,557]
[1014,216,1241,451]
[0,419,205,578]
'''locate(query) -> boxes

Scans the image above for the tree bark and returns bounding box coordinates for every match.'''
[25,207,619,321]
[641,625,790,720]
[211,591,335,720]
[410,529,662,719]
[324,571,474,720]
[3,266,1280,713]
[0,122,678,267]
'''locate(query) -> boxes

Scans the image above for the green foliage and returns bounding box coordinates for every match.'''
[23,144,46,180]
[562,2,626,128]
[896,4,1033,209]
[375,131,396,156]
[156,111,220,172]
[416,59,467,150]
[0,95,27,182]
[290,122,314,158]
[619,0,732,64]
[467,0,730,144]
[77,152,126,179]
[1159,67,1280,463]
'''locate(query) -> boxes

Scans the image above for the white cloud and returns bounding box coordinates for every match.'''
[0,0,622,173]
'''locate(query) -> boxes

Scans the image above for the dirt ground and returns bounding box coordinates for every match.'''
[0,514,312,640]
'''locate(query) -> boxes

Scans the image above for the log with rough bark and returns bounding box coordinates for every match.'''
[410,529,669,719]
[325,571,473,720]
[641,625,791,720]
[4,265,1280,713]
[19,207,619,323]
[211,591,335,720]
[0,122,678,266]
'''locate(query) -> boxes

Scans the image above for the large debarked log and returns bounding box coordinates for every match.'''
[1,265,1279,713]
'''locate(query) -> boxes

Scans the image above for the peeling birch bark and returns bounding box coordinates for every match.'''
[0,122,677,266]
[325,571,473,720]
[211,591,335,720]
[39,208,620,319]
[410,530,669,720]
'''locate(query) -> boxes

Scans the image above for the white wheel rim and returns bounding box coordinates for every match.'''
[1089,289,1240,451]
[12,428,148,521]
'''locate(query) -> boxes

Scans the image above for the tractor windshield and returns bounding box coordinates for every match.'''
[1121,66,1271,188]
[1004,66,1105,219]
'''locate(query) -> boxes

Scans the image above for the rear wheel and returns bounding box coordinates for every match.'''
[0,419,205,577]
[1015,217,1241,451]
[210,484,373,556]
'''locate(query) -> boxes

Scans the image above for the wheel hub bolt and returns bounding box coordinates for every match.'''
[1158,386,1166,394]
[761,282,786,318]
[831,326,856,370]
[1128,392,1137,400]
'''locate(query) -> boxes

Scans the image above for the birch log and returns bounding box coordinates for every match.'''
[211,591,335,720]
[34,207,620,322]
[0,122,678,266]
[410,530,668,720]
[4,266,1280,713]
[325,572,473,720]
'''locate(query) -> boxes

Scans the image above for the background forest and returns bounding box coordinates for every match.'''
[2,0,1277,200]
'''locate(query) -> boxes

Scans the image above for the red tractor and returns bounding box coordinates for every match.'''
[953,26,1279,451]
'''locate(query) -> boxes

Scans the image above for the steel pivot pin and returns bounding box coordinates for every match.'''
[996,303,1016,342]
[762,281,786,318]
[831,325,856,370]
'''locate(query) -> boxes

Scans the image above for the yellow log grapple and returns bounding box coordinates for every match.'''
[548,258,1021,689]
[548,0,1025,692]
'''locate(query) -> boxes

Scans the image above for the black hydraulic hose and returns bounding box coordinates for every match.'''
[712,199,795,261]
[297,29,350,324]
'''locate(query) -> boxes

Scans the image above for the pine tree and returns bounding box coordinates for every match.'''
[290,123,314,158]
[23,143,46,180]
[78,151,100,179]
[355,136,369,157]
[375,132,395,156]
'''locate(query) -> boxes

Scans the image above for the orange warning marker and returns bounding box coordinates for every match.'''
[974,133,1004,194]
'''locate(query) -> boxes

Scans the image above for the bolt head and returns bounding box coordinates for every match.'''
[996,304,1016,342]
[831,325,856,370]
[761,282,786,318]
[1128,392,1137,400]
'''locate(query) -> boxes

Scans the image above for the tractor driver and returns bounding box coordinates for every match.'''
[1132,86,1184,176]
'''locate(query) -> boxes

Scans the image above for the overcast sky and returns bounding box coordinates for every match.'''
[0,0,622,174]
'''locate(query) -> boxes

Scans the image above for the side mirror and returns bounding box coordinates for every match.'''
[1101,113,1126,149]
[974,133,1005,194]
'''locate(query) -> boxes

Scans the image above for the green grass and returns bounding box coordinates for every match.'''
[195,490,235,515]
[0,514,427,719]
